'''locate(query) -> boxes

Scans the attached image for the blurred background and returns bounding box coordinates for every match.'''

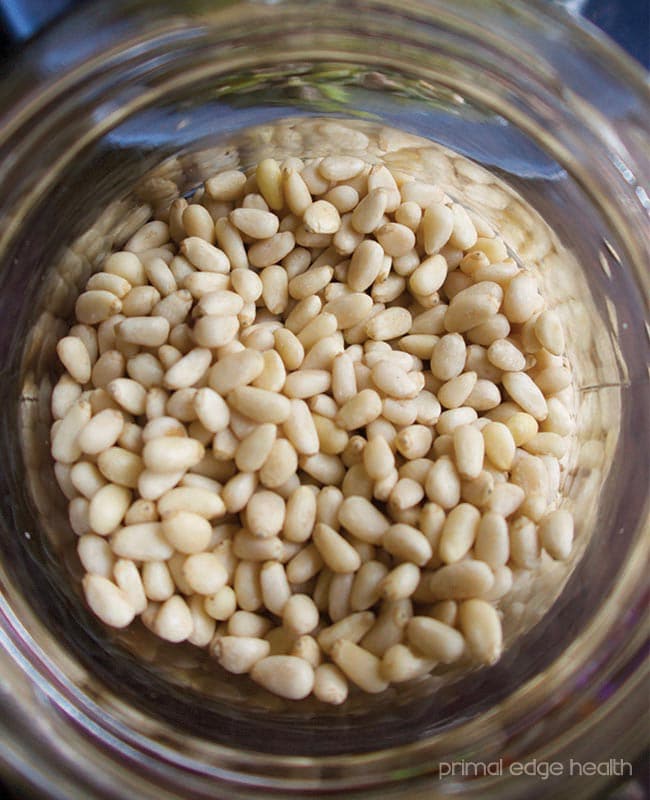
[0,0,648,68]
[0,0,647,798]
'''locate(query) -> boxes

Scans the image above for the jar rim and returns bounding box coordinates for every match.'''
[0,1,648,797]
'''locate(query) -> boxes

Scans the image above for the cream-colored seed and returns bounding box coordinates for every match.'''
[69,461,106,500]
[351,188,388,234]
[142,436,204,473]
[57,337,92,384]
[539,508,574,560]
[453,423,485,479]
[376,222,416,257]
[283,485,318,543]
[381,562,420,600]
[283,593,320,635]
[363,435,395,481]
[78,409,124,455]
[330,639,388,694]
[501,372,548,420]
[534,310,565,355]
[439,502,480,563]
[383,523,432,566]
[338,496,390,544]
[227,610,273,638]
[51,400,92,464]
[77,534,114,577]
[475,512,509,567]
[303,200,341,235]
[182,553,228,595]
[324,292,373,329]
[214,636,270,674]
[82,574,135,628]
[421,203,453,254]
[106,378,147,415]
[251,655,314,699]
[204,585,237,620]
[458,599,502,665]
[336,389,382,431]
[381,643,436,683]
[506,412,539,446]
[427,560,494,600]
[347,239,385,292]
[407,616,465,663]
[260,438,298,488]
[313,523,361,573]
[366,307,412,341]
[208,349,264,394]
[482,421,516,470]
[313,663,348,705]
[88,483,131,536]
[246,490,285,538]
[503,273,541,324]
[76,291,122,325]
[487,338,526,372]
[228,386,291,424]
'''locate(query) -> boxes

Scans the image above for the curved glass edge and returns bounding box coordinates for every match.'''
[0,4,644,800]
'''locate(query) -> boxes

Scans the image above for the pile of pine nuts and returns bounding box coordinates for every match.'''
[50,154,575,703]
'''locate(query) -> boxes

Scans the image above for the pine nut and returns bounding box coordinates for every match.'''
[381,562,420,600]
[439,502,480,563]
[313,663,348,705]
[351,188,388,234]
[283,593,319,635]
[453,424,484,479]
[336,389,382,430]
[487,338,526,372]
[313,523,361,573]
[458,599,502,665]
[330,639,388,694]
[366,307,412,341]
[77,409,124,455]
[204,585,237,620]
[157,487,225,520]
[501,372,548,420]
[539,508,574,560]
[533,366,572,396]
[104,251,146,285]
[212,635,270,674]
[56,336,92,384]
[503,273,541,324]
[407,616,465,662]
[82,574,135,628]
[383,523,432,566]
[87,483,131,536]
[111,522,173,560]
[534,309,565,355]
[68,462,103,501]
[51,399,92,464]
[246,490,285,538]
[381,643,435,683]
[346,239,383,292]
[428,560,494,600]
[506,412,539,445]
[421,203,453,254]
[251,655,314,699]
[106,378,147,415]
[76,290,122,325]
[338,496,390,544]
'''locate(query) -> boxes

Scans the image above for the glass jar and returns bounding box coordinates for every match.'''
[0,1,647,797]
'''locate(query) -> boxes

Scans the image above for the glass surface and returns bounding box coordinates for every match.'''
[0,1,647,797]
